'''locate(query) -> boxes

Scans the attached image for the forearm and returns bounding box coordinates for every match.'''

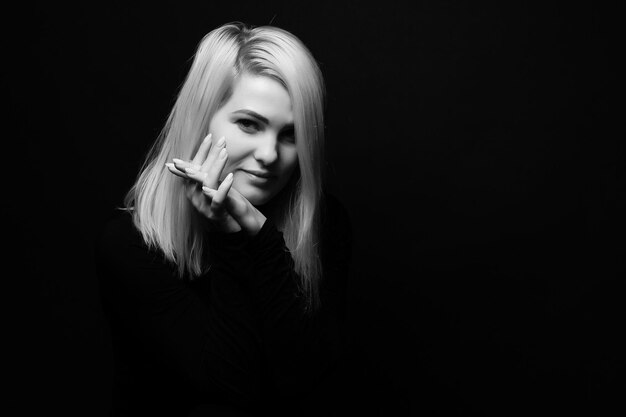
[208,219,347,395]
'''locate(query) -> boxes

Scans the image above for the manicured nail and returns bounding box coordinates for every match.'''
[217,136,226,147]
[225,172,233,181]
[202,186,214,194]
[172,158,185,165]
[165,163,174,168]
[219,148,227,159]
[203,133,212,143]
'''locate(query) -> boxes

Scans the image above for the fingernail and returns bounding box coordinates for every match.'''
[217,136,226,147]
[226,172,233,181]
[172,158,184,164]
[165,163,174,168]
[202,186,214,194]
[219,148,227,159]
[204,133,212,143]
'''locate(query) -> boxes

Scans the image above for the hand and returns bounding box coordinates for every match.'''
[165,134,267,235]
[166,133,241,233]
[202,181,267,236]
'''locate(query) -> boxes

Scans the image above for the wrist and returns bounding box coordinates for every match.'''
[246,213,267,236]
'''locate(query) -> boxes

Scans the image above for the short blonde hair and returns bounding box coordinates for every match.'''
[124,22,326,311]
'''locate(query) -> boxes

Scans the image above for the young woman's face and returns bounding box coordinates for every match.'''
[209,74,298,206]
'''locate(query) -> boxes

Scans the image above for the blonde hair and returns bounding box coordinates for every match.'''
[124,22,325,312]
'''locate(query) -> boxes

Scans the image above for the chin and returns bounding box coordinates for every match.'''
[246,194,271,206]
[235,182,273,206]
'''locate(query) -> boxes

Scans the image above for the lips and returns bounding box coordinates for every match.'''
[241,169,275,179]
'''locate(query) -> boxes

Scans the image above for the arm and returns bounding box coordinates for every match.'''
[95,200,351,404]
[95,211,264,405]
[206,195,352,396]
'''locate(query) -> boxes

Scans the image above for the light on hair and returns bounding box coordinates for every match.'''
[124,22,326,312]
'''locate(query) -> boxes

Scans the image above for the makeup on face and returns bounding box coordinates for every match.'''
[208,74,298,206]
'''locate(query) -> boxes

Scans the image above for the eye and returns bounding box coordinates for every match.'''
[280,128,296,144]
[236,119,260,133]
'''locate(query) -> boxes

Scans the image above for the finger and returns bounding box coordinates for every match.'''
[208,185,262,234]
[205,182,246,220]
[218,185,248,218]
[165,163,189,179]
[203,172,233,213]
[203,148,229,189]
[183,166,208,184]
[185,181,204,200]
[224,187,266,234]
[172,158,201,172]
[191,133,213,166]
[200,136,226,174]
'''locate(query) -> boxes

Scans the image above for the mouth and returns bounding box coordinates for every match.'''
[241,169,276,180]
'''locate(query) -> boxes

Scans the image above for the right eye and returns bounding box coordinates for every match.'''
[236,119,260,133]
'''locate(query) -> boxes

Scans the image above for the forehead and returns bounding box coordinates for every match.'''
[224,74,293,123]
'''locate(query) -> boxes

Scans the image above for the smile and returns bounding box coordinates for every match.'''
[242,169,275,181]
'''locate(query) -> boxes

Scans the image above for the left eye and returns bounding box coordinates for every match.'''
[280,129,296,144]
[236,119,259,133]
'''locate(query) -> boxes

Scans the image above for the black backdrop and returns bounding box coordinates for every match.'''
[8,1,623,416]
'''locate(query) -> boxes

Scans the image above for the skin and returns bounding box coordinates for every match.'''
[165,74,299,235]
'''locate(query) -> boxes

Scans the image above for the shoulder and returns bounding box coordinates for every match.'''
[95,209,170,275]
[96,209,143,256]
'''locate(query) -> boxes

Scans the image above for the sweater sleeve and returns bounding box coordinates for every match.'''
[206,195,352,397]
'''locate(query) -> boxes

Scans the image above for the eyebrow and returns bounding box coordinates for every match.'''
[231,109,269,125]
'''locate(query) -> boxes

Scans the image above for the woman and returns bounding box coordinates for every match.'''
[96,22,352,417]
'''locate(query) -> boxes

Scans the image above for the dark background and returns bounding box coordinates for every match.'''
[8,1,623,416]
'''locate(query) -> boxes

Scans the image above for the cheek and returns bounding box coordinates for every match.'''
[283,149,299,173]
[208,115,227,141]
[222,137,248,172]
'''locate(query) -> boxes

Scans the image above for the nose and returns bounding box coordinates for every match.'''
[253,134,279,166]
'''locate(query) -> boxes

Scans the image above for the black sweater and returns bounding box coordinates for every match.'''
[95,195,351,417]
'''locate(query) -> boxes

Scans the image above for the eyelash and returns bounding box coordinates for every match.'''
[235,119,296,143]
[236,119,260,133]
[281,130,296,144]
